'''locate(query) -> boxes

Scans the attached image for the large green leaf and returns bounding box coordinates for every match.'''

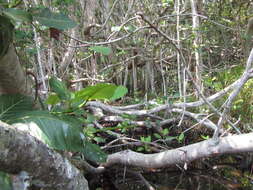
[45,93,61,105]
[73,83,128,105]
[0,94,106,162]
[0,94,34,122]
[76,83,116,100]
[90,46,112,56]
[33,8,77,30]
[11,111,85,152]
[49,77,71,101]
[110,85,128,100]
[83,141,107,163]
[10,110,106,162]
[3,8,32,23]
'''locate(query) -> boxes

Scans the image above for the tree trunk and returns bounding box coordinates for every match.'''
[0,121,89,190]
[0,44,32,96]
[190,0,204,97]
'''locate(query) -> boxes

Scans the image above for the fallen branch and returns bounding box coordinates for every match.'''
[104,132,253,169]
[87,101,217,130]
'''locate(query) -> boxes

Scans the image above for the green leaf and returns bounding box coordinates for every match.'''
[45,93,61,105]
[33,8,76,30]
[0,94,34,122]
[146,135,151,142]
[137,147,144,152]
[11,111,85,152]
[90,46,112,56]
[110,85,128,100]
[200,135,210,140]
[0,95,106,163]
[84,126,97,137]
[49,77,71,101]
[154,133,162,139]
[86,114,96,123]
[73,83,127,104]
[162,128,169,135]
[94,136,106,143]
[178,133,185,142]
[83,141,107,162]
[3,8,32,23]
[56,114,84,130]
[140,135,151,142]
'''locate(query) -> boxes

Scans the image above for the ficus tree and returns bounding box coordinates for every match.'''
[1,1,253,190]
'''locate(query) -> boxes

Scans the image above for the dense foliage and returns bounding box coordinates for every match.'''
[1,0,253,189]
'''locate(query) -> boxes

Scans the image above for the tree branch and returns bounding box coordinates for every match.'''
[104,132,253,169]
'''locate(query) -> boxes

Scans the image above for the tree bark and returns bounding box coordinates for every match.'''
[190,0,203,97]
[0,44,32,96]
[0,121,89,190]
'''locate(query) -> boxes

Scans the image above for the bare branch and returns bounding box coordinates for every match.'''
[104,132,253,169]
[214,48,253,138]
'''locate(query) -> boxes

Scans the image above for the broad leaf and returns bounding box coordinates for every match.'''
[49,77,71,101]
[110,85,128,100]
[154,133,162,139]
[10,111,84,151]
[90,46,112,56]
[178,133,185,142]
[3,8,32,23]
[73,83,127,105]
[162,128,169,135]
[45,93,61,105]
[0,95,107,163]
[12,111,107,162]
[83,141,107,162]
[0,94,34,122]
[33,8,76,30]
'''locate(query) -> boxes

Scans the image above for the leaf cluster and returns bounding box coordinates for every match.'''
[0,79,127,164]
